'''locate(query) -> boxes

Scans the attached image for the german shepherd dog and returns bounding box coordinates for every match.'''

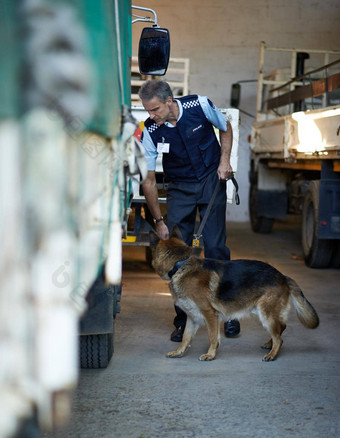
[149,226,319,361]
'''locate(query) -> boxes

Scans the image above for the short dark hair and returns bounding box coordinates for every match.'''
[138,80,173,102]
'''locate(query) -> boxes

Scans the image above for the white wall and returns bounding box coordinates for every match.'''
[132,0,340,221]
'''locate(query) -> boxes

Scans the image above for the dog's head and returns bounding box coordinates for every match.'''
[149,225,193,280]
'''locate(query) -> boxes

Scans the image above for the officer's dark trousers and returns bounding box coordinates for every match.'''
[166,170,230,329]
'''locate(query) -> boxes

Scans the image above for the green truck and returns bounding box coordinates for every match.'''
[0,1,169,436]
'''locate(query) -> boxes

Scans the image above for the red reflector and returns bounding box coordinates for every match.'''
[320,221,327,226]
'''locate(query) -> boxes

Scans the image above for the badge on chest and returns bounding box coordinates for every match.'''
[157,138,170,153]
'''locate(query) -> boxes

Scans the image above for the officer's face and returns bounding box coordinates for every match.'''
[142,96,172,125]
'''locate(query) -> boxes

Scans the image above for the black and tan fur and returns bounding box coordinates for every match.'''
[149,226,319,361]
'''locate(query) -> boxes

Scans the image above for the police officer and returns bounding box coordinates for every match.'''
[139,80,240,341]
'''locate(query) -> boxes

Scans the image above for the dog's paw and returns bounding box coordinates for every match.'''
[166,350,184,358]
[262,353,276,362]
[199,353,216,361]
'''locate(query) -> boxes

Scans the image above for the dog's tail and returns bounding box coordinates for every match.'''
[286,276,319,329]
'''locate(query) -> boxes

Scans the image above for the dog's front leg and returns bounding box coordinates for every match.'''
[166,317,198,359]
[199,311,220,361]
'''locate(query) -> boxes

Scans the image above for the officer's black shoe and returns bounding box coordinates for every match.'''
[224,320,240,337]
[170,326,184,342]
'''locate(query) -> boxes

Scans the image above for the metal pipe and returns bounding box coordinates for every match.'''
[131,5,158,26]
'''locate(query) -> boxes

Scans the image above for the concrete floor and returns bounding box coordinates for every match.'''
[48,218,340,438]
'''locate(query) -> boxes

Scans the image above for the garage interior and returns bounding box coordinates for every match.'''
[2,1,339,437]
[47,1,339,437]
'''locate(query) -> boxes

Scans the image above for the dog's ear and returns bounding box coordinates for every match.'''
[149,230,160,248]
[170,225,183,240]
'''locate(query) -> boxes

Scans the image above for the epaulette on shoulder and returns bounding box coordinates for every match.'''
[145,118,160,133]
[179,94,200,110]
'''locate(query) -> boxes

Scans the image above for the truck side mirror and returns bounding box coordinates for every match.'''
[138,27,170,76]
[230,83,241,108]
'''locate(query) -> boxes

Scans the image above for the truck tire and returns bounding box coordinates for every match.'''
[302,180,333,268]
[249,185,274,233]
[80,333,113,369]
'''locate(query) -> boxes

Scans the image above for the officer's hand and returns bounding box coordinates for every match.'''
[156,221,169,240]
[217,160,233,180]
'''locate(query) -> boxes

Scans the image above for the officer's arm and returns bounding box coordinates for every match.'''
[142,171,169,240]
[217,120,233,180]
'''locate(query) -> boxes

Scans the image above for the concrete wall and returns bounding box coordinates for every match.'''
[132,0,340,221]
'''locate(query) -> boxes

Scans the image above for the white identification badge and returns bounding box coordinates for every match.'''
[157,142,170,153]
